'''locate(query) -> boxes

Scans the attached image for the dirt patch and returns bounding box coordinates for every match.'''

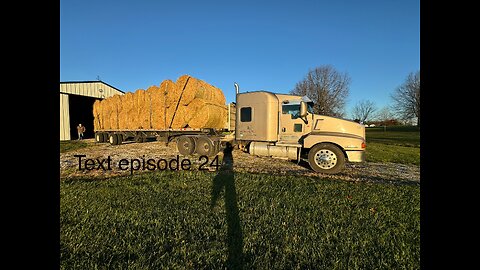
[60,139,420,184]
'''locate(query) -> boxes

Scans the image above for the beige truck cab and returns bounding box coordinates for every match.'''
[235,90,366,174]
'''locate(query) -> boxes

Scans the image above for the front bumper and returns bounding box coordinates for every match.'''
[346,150,365,163]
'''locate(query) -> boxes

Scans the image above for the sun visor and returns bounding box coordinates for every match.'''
[301,96,313,103]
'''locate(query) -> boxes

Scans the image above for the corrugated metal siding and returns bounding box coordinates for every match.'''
[59,81,124,140]
[60,82,123,98]
[60,93,70,140]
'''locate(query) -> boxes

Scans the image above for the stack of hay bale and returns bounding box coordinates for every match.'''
[93,75,227,130]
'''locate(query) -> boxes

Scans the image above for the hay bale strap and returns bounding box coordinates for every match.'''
[169,75,191,128]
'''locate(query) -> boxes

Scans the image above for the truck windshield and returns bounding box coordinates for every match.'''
[307,102,314,114]
[283,102,315,118]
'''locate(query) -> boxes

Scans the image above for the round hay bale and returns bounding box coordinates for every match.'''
[101,98,112,130]
[166,105,188,128]
[161,79,179,107]
[98,100,104,130]
[152,106,166,129]
[93,99,102,130]
[184,98,207,123]
[147,85,166,129]
[211,85,226,105]
[121,92,135,129]
[187,102,228,129]
[187,105,210,128]
[176,74,190,93]
[117,94,127,129]
[177,75,197,106]
[164,105,184,129]
[141,90,152,129]
[204,103,227,128]
[134,89,147,129]
[194,80,226,105]
[194,80,211,101]
[147,85,164,106]
[110,95,123,130]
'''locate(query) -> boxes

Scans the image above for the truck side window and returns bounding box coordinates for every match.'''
[294,124,302,132]
[240,107,252,122]
[282,104,300,119]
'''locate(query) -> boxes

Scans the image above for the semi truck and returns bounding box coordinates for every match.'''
[94,83,366,174]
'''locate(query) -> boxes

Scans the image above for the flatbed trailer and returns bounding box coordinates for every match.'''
[94,127,234,157]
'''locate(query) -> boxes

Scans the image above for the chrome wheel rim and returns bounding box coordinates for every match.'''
[314,149,337,169]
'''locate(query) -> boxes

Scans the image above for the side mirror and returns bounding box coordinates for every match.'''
[300,101,308,117]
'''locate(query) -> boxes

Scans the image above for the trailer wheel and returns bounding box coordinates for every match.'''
[196,136,215,157]
[102,133,108,142]
[116,133,123,144]
[109,133,119,145]
[308,143,345,174]
[95,132,104,143]
[177,136,196,156]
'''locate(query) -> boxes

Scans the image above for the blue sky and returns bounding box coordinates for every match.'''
[60,0,419,118]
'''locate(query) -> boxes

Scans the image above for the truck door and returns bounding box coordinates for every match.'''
[279,102,306,143]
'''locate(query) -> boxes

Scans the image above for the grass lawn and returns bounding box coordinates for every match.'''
[60,125,421,269]
[61,170,420,269]
[60,140,92,153]
[366,126,420,165]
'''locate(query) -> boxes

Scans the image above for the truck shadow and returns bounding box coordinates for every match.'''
[292,158,312,171]
[211,143,244,269]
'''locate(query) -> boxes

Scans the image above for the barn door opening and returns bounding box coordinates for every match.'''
[69,94,101,140]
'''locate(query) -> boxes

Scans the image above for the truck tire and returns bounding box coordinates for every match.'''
[196,136,216,157]
[109,133,119,145]
[308,143,345,174]
[95,132,104,143]
[177,136,196,156]
[116,133,123,144]
[102,133,108,142]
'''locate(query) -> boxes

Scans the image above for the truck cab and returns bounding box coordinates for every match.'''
[235,90,366,174]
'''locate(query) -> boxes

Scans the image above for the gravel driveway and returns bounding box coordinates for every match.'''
[60,139,419,184]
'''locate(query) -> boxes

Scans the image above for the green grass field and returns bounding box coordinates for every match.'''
[365,126,420,165]
[61,171,419,269]
[60,126,420,269]
[60,140,91,153]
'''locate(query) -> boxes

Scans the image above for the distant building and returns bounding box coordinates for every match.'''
[60,81,124,140]
[399,117,418,126]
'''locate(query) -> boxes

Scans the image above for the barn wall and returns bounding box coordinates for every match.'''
[60,81,123,99]
[59,81,124,141]
[60,93,70,140]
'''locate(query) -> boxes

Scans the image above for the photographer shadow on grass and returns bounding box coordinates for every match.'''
[211,142,244,269]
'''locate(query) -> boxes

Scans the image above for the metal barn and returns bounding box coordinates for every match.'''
[60,81,124,140]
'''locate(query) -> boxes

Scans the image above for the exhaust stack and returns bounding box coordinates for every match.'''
[234,82,239,95]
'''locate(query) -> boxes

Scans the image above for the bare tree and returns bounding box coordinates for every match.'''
[291,65,351,118]
[373,106,396,131]
[375,106,394,124]
[351,100,377,124]
[391,71,420,126]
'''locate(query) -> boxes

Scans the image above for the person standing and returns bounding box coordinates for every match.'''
[77,124,86,140]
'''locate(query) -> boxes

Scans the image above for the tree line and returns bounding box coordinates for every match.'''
[290,65,420,127]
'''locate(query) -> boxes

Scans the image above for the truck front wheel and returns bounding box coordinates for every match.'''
[308,143,345,174]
